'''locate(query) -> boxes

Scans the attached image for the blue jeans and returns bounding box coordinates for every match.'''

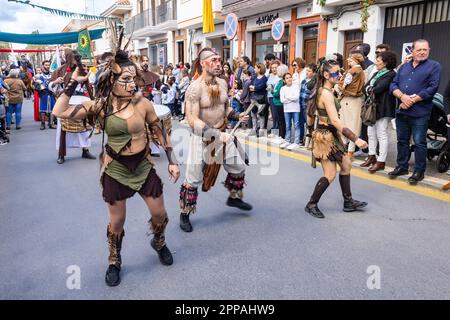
[284,112,300,144]
[6,103,22,128]
[395,113,429,173]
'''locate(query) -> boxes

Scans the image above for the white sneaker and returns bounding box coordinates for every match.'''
[271,136,282,143]
[280,141,290,149]
[268,133,275,138]
[287,143,300,151]
[354,150,367,157]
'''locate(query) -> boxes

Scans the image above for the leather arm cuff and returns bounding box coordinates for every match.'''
[342,127,358,142]
[64,79,79,97]
[165,147,179,166]
[201,125,221,140]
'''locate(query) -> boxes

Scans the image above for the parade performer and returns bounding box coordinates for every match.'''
[50,49,96,164]
[137,55,160,101]
[305,60,368,219]
[179,48,252,233]
[52,43,180,287]
[36,60,56,130]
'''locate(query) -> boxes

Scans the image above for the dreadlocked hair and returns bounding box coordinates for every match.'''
[90,49,141,126]
[306,60,340,118]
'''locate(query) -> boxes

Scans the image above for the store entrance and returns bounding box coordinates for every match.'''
[252,26,289,65]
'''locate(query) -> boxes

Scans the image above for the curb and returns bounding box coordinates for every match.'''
[233,130,449,193]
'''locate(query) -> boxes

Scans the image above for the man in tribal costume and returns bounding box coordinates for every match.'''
[179,48,252,233]
[50,49,96,164]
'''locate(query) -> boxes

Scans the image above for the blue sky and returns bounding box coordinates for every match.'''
[1,0,113,48]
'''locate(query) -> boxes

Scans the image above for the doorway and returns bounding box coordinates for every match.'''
[343,30,363,69]
[177,41,184,64]
[302,26,318,64]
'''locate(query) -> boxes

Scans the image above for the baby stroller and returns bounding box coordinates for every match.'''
[426,93,449,173]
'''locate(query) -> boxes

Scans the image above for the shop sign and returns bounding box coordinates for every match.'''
[256,13,279,26]
[159,47,165,65]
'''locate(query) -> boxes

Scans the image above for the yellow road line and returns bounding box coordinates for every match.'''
[242,139,450,203]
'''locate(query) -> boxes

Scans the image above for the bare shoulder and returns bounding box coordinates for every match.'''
[185,78,202,102]
[138,95,155,112]
[216,77,227,88]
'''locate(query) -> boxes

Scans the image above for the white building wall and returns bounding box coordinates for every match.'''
[325,5,385,60]
[167,31,175,64]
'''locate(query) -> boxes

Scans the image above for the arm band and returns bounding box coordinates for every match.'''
[165,147,179,166]
[342,127,358,143]
[227,110,240,121]
[64,79,79,97]
[201,125,222,139]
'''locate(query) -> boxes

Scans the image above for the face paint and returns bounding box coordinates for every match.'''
[114,66,137,97]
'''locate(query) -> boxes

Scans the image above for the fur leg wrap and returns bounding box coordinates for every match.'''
[179,184,198,214]
[224,173,246,199]
[107,224,124,268]
[149,215,169,251]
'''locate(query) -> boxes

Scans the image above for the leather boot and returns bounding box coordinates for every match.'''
[360,155,376,167]
[48,114,56,129]
[368,161,385,173]
[40,113,46,130]
[82,148,96,160]
[179,185,197,232]
[149,216,173,266]
[224,174,253,211]
[105,224,124,287]
[305,177,329,219]
[339,174,368,212]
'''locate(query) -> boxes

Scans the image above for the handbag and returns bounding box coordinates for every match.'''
[252,93,266,104]
[361,88,377,126]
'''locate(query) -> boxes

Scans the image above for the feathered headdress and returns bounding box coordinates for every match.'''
[96,23,133,99]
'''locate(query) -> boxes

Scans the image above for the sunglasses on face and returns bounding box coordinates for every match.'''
[375,51,381,55]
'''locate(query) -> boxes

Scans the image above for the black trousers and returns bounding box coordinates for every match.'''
[275,104,286,138]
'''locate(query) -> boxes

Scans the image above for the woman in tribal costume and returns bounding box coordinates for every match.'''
[305,60,368,219]
[53,49,180,287]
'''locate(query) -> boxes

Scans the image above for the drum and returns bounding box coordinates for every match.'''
[153,104,172,135]
[69,95,91,105]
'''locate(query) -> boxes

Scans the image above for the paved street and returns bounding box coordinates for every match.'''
[1,99,450,299]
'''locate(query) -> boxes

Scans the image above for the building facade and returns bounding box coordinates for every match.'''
[124,0,450,92]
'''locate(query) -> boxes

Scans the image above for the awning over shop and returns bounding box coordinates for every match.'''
[0,29,106,45]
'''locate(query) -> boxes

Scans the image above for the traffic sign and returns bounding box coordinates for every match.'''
[271,18,285,41]
[274,43,283,53]
[224,13,238,40]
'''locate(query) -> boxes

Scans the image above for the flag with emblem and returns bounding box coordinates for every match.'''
[77,28,93,64]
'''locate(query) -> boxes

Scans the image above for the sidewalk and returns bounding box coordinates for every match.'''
[232,125,450,192]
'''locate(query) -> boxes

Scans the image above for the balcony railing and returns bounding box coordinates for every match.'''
[155,0,177,25]
[124,9,153,34]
